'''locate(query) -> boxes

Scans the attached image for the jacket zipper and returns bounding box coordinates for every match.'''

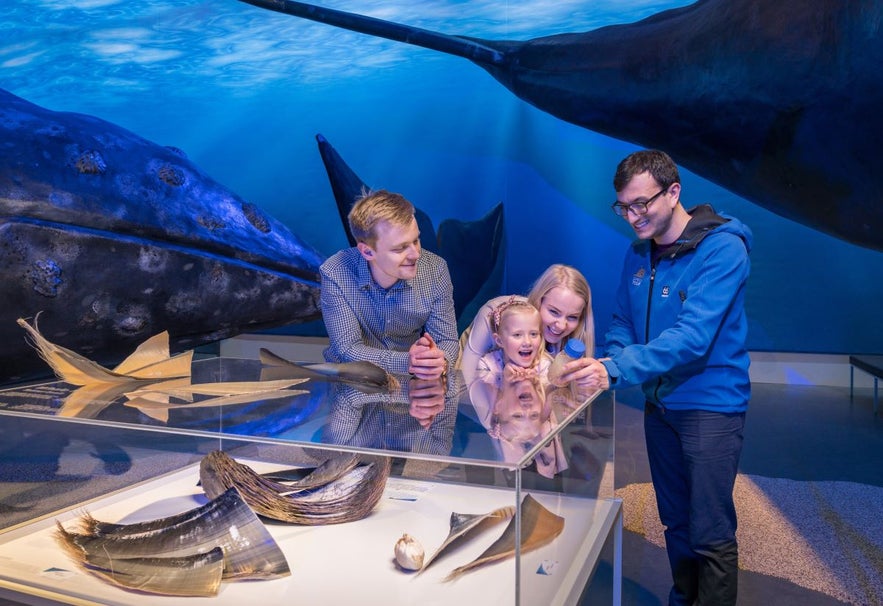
[647,263,664,406]
[645,265,655,343]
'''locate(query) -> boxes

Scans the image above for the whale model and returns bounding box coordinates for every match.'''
[238,0,883,251]
[0,88,325,383]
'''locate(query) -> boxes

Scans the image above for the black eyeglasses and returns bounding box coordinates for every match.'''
[611,188,667,217]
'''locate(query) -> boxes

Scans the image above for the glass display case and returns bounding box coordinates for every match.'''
[0,356,620,606]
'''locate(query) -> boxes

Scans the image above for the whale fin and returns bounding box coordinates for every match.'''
[239,0,507,65]
[315,133,504,320]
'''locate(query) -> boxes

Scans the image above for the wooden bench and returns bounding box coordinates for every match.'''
[849,355,883,415]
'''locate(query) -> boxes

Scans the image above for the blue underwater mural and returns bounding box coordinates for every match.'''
[2,0,882,367]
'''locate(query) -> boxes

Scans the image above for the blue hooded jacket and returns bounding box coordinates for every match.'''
[601,204,752,412]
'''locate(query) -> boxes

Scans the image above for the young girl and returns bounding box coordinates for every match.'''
[459,264,594,387]
[476,297,551,381]
[467,298,568,480]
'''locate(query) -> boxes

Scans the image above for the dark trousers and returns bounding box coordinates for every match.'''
[644,403,745,606]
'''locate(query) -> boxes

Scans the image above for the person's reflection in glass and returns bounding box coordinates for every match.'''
[499,376,567,480]
[323,376,458,458]
[475,375,567,480]
[407,377,447,429]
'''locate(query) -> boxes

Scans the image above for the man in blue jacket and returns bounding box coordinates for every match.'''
[600,150,752,605]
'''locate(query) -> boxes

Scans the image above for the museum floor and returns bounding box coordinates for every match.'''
[581,382,883,606]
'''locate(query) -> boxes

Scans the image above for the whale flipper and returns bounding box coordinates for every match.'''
[316,134,437,253]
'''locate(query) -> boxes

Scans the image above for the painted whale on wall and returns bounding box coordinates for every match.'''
[315,133,505,331]
[0,88,325,383]
[239,0,883,252]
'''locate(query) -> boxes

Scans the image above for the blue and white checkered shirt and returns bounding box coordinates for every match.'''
[320,247,459,375]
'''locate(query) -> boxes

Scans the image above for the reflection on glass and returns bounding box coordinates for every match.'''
[490,376,566,479]
[324,376,458,457]
[468,368,571,479]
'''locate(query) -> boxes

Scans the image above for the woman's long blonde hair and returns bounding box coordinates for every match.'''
[527,264,594,356]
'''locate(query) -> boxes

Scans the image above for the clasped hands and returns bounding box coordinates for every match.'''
[408,333,448,380]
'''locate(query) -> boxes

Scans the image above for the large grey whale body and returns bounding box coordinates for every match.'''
[0,88,324,382]
[239,0,883,251]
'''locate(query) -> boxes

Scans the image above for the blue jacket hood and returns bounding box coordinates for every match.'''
[634,203,753,260]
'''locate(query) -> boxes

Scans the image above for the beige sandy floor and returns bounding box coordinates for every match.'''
[616,475,883,606]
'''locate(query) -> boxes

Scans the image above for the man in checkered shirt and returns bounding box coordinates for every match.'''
[320,189,459,381]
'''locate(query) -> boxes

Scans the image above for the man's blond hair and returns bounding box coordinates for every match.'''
[348,189,415,246]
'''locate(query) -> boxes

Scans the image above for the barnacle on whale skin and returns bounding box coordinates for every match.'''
[74,149,107,174]
[157,163,185,186]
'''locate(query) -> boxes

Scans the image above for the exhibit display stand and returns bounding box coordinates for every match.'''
[0,357,621,605]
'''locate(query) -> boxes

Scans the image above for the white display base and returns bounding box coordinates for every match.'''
[0,461,621,606]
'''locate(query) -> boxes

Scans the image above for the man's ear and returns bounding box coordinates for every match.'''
[668,182,682,206]
[357,242,374,261]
